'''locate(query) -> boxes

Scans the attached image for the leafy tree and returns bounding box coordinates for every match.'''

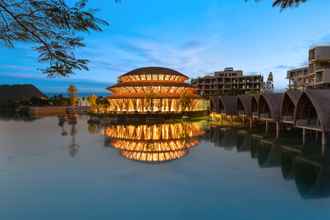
[87,94,97,111]
[0,0,108,76]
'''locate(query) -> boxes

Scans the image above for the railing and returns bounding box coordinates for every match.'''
[296,119,321,130]
[281,115,294,122]
[260,113,271,119]
[252,112,259,117]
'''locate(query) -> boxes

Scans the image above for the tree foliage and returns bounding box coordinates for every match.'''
[272,0,307,8]
[0,0,108,77]
[249,0,307,9]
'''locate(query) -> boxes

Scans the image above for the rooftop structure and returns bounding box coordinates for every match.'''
[191,67,263,97]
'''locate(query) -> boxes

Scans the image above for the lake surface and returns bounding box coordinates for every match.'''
[1,115,330,220]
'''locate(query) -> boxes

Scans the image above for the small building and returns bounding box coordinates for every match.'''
[191,67,263,97]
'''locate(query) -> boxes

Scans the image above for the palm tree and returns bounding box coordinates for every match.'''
[67,85,78,107]
[57,116,68,136]
[68,115,79,158]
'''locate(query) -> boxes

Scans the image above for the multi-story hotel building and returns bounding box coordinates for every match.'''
[191,67,263,97]
[288,46,330,90]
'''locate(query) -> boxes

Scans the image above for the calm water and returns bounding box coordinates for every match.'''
[0,115,330,220]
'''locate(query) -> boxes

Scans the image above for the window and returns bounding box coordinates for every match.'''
[316,71,323,82]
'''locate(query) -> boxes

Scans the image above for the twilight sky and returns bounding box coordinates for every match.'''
[1,0,330,93]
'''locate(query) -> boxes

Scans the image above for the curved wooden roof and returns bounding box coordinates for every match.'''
[251,95,260,112]
[219,96,238,114]
[280,90,302,117]
[295,89,330,131]
[108,81,194,89]
[237,95,253,115]
[285,90,303,106]
[259,93,284,120]
[120,67,188,79]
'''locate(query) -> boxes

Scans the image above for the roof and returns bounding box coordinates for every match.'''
[119,67,188,79]
[219,96,238,114]
[108,94,201,99]
[259,93,284,120]
[280,90,302,118]
[108,81,194,90]
[287,66,308,72]
[285,90,303,106]
[237,95,253,115]
[295,89,330,131]
[0,84,46,104]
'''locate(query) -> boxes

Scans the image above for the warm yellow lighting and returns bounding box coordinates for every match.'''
[121,150,187,162]
[105,67,208,114]
[104,121,205,162]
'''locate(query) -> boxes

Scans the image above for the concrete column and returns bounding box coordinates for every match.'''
[322,131,327,156]
[302,128,306,145]
[276,121,280,138]
[249,118,253,129]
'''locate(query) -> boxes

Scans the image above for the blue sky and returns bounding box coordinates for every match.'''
[1,0,330,93]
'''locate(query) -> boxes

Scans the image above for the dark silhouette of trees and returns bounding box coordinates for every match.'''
[272,0,307,8]
[249,0,307,9]
[0,0,108,77]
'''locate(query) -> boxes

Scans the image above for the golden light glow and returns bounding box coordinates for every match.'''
[103,67,208,114]
[121,150,187,163]
[104,122,205,162]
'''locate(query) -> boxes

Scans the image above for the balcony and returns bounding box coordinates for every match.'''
[309,46,330,63]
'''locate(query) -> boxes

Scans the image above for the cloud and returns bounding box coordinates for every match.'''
[110,35,223,78]
[274,65,295,70]
[1,64,34,71]
[180,40,203,50]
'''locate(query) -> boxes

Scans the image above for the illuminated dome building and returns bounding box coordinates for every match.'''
[106,67,208,115]
[104,122,205,163]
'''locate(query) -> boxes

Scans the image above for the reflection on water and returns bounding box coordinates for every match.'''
[57,114,80,157]
[205,126,330,199]
[102,121,205,162]
[53,116,330,198]
[3,115,330,219]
